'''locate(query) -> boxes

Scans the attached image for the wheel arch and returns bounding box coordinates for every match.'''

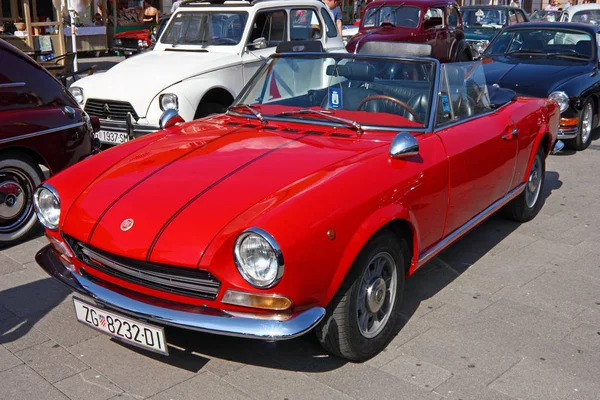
[323,205,420,306]
[195,87,235,118]
[0,146,51,174]
[452,39,473,61]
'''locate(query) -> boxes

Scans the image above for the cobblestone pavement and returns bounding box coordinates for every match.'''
[1,139,600,400]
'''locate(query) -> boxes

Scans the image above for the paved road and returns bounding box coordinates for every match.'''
[1,138,600,400]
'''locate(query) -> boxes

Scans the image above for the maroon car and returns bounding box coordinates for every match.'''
[347,0,473,62]
[0,39,99,246]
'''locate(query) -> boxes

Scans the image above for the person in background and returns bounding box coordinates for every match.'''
[509,0,520,8]
[564,0,572,8]
[545,0,560,10]
[140,0,159,26]
[171,0,183,13]
[324,0,343,37]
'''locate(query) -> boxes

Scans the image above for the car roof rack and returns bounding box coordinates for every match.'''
[179,0,273,7]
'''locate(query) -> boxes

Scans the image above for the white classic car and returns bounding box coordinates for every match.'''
[70,0,345,146]
[560,4,600,25]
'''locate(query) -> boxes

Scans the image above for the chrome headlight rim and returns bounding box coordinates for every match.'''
[69,87,84,105]
[159,93,179,111]
[33,184,60,231]
[475,40,489,56]
[233,227,284,289]
[549,91,569,113]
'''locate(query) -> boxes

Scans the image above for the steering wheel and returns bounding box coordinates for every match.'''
[358,95,422,123]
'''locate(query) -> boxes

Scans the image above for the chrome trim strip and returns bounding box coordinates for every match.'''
[418,183,526,265]
[0,122,85,145]
[97,120,160,135]
[36,246,325,340]
[0,82,26,88]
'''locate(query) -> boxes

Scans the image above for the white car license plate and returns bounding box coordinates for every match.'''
[96,130,129,145]
[73,298,168,355]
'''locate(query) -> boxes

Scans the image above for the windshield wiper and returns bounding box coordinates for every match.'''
[227,104,267,124]
[504,49,545,56]
[275,109,363,134]
[547,52,590,60]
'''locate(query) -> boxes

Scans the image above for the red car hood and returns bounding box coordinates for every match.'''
[114,30,148,40]
[63,121,386,268]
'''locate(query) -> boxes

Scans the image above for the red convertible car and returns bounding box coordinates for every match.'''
[34,45,558,361]
[0,39,99,247]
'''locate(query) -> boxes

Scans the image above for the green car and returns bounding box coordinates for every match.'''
[461,5,529,58]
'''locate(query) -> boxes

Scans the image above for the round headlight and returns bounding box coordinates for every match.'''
[114,38,122,45]
[234,228,284,288]
[159,93,178,111]
[549,91,569,113]
[70,87,84,104]
[475,40,489,56]
[33,185,60,230]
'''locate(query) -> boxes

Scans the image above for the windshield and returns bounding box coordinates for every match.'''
[486,28,594,59]
[363,6,421,28]
[571,10,600,25]
[529,10,561,22]
[235,54,437,129]
[160,11,248,46]
[462,8,506,28]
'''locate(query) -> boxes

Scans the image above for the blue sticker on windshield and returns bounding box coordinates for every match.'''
[328,87,342,109]
[441,95,450,113]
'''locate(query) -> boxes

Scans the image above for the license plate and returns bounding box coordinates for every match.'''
[96,130,129,145]
[73,298,168,355]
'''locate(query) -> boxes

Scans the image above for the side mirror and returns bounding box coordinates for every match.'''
[390,132,419,159]
[160,109,184,129]
[247,37,267,50]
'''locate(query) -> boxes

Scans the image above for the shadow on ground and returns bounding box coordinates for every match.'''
[0,278,70,345]
[113,170,562,372]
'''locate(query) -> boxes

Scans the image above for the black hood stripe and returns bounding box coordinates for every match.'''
[146,133,308,261]
[87,127,244,243]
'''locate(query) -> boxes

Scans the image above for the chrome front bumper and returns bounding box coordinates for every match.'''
[557,126,578,139]
[36,246,325,341]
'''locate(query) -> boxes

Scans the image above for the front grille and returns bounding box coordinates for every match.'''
[120,39,139,49]
[85,99,139,122]
[64,235,220,300]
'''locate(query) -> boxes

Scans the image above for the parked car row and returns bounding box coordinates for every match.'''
[2,0,598,363]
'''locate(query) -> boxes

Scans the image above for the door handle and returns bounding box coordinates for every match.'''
[502,127,518,140]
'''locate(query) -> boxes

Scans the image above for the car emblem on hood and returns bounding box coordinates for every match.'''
[120,218,134,231]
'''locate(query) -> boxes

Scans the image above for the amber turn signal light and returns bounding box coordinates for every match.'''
[560,117,579,127]
[222,290,292,311]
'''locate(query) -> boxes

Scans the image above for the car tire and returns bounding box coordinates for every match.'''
[0,155,45,247]
[565,99,594,151]
[504,146,545,222]
[194,102,227,119]
[316,230,408,361]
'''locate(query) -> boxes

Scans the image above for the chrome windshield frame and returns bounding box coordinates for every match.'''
[231,52,441,133]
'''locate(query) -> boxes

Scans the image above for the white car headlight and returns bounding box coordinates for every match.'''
[70,87,84,104]
[549,91,569,113]
[159,93,178,111]
[115,38,122,45]
[33,185,60,230]
[234,228,284,288]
